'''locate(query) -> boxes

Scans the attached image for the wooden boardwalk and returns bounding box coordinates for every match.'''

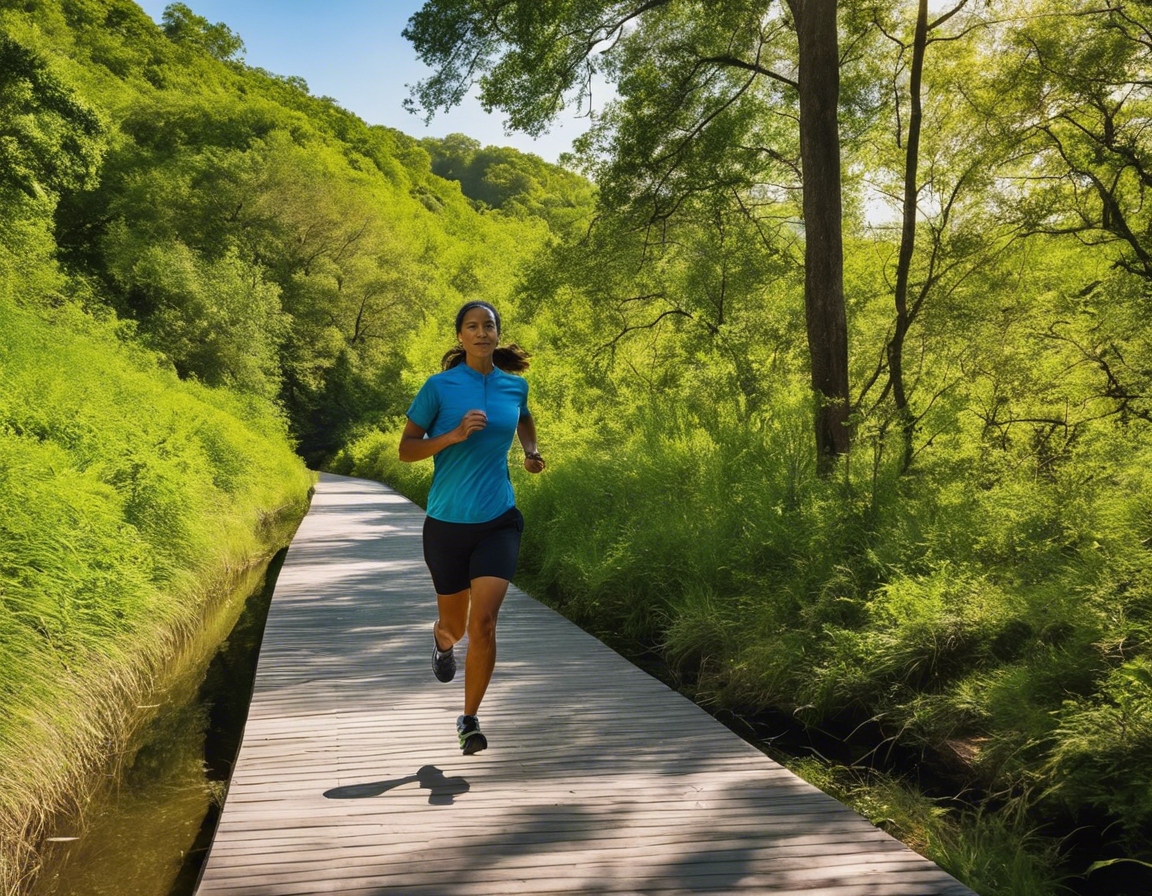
[196,473,976,896]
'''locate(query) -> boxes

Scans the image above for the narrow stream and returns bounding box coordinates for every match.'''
[29,548,286,896]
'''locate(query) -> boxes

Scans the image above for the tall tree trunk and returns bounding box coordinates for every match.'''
[889,0,929,473]
[791,0,850,473]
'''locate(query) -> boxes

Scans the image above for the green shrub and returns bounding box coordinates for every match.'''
[785,759,1067,896]
[331,419,432,507]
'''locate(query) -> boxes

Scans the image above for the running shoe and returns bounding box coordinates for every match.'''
[457,714,488,755]
[432,628,456,683]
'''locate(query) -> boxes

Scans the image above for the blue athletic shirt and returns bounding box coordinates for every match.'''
[406,363,530,523]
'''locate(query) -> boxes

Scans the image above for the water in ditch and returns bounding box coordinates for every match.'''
[29,548,287,896]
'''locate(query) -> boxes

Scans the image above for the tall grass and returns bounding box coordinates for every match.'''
[0,297,313,894]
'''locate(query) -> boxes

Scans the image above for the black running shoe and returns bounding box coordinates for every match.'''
[457,714,487,755]
[432,628,456,683]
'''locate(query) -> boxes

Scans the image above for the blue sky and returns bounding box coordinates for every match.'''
[134,0,592,163]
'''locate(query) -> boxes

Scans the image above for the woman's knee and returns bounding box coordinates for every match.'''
[468,607,500,642]
[466,577,507,640]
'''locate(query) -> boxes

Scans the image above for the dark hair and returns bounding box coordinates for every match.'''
[441,301,531,372]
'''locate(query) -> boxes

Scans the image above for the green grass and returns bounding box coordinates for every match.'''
[0,297,314,894]
[785,758,1069,896]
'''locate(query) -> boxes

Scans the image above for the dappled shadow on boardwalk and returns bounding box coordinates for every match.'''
[367,787,972,895]
[196,474,975,896]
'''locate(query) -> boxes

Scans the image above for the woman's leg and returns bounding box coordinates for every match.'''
[463,576,509,717]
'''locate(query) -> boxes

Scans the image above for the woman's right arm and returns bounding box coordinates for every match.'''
[398,412,487,462]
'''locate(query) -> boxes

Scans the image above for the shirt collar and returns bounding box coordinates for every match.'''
[458,362,497,380]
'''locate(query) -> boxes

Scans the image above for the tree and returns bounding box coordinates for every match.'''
[425,132,481,184]
[991,0,1152,425]
[1012,0,1152,283]
[423,136,596,231]
[869,0,982,471]
[0,32,105,301]
[791,0,850,465]
[404,0,851,468]
[160,2,245,62]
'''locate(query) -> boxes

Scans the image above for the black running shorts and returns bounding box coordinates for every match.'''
[422,506,524,595]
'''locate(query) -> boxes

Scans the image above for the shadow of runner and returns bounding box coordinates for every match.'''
[323,765,470,806]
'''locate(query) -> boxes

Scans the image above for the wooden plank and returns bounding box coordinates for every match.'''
[196,473,975,895]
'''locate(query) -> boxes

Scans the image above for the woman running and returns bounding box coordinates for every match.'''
[399,301,545,754]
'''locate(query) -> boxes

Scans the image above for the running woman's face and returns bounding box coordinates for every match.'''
[458,306,499,360]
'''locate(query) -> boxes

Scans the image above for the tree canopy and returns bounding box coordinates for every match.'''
[160,2,244,61]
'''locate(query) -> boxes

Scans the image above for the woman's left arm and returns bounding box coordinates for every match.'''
[518,412,545,473]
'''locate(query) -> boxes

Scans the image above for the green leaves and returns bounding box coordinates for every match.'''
[105,238,287,398]
[0,34,105,200]
[160,2,244,62]
[1087,857,1152,875]
[1004,0,1152,281]
[406,0,656,134]
[424,135,595,227]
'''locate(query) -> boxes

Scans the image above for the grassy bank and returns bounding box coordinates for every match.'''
[30,551,286,896]
[0,297,313,895]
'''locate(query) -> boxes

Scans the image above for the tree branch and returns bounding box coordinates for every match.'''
[599,307,692,354]
[694,54,798,90]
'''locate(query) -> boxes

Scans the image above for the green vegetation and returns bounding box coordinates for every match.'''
[0,296,312,893]
[5,0,1152,894]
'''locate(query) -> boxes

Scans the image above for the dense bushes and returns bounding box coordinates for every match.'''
[509,405,1152,892]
